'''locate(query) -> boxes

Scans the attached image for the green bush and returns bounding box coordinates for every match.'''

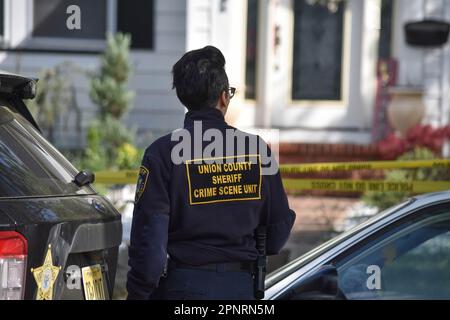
[77,116,142,171]
[76,32,142,173]
[90,33,134,120]
[116,142,144,170]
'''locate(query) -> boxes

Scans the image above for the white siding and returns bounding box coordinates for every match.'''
[393,0,450,127]
[185,0,254,128]
[186,0,213,50]
[0,0,188,149]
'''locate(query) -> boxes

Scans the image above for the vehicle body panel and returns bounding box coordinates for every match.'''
[0,195,122,299]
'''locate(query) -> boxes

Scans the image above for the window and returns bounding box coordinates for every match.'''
[378,0,394,59]
[0,104,94,198]
[291,0,345,101]
[117,0,154,49]
[337,205,450,299]
[31,0,154,50]
[0,0,3,37]
[245,0,259,100]
[33,0,107,39]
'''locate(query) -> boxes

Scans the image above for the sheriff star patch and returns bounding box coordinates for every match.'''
[135,166,150,203]
[31,245,61,300]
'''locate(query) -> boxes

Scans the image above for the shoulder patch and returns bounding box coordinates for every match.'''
[135,166,150,203]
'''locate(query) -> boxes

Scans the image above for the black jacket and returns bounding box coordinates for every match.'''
[127,108,296,299]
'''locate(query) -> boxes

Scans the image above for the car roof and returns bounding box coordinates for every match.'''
[410,190,450,209]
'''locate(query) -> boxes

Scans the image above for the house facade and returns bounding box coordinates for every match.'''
[198,0,450,147]
[0,0,186,148]
[0,0,449,157]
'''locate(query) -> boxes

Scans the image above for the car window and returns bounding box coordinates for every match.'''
[0,105,95,197]
[265,200,412,289]
[336,203,450,299]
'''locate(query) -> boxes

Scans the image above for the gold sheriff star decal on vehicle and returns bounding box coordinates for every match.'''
[31,245,61,300]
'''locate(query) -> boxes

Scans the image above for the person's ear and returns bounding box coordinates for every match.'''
[220,90,230,107]
[220,90,229,108]
[216,90,229,115]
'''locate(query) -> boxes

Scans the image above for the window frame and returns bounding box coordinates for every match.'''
[0,0,8,46]
[23,0,154,52]
[337,213,450,272]
[0,0,4,40]
[287,0,351,107]
[331,202,450,299]
[377,0,395,60]
[332,203,450,266]
[25,0,113,51]
[242,0,260,102]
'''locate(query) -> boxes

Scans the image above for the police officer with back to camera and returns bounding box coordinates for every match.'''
[126,45,296,300]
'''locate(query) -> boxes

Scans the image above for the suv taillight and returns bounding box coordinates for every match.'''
[0,231,27,300]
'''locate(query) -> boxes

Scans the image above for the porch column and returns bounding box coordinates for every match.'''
[255,0,275,128]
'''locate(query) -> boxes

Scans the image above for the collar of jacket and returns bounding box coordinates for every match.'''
[183,107,227,127]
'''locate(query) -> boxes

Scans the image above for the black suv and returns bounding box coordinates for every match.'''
[0,71,122,300]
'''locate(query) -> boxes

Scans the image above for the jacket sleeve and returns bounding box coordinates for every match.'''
[263,158,296,256]
[126,151,170,300]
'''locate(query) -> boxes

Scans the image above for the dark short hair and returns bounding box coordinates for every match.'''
[172,46,229,111]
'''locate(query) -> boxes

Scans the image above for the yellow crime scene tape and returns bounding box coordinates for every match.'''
[94,159,450,193]
[279,159,450,174]
[95,170,139,185]
[282,179,450,193]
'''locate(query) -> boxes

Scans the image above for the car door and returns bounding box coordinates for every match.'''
[274,200,450,300]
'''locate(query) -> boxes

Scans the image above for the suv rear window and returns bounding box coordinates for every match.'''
[0,104,95,198]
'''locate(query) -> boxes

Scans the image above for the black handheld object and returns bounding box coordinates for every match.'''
[254,226,267,300]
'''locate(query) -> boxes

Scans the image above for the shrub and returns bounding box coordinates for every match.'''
[90,33,134,120]
[79,32,142,172]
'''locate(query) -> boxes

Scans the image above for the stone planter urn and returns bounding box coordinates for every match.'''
[387,87,425,136]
